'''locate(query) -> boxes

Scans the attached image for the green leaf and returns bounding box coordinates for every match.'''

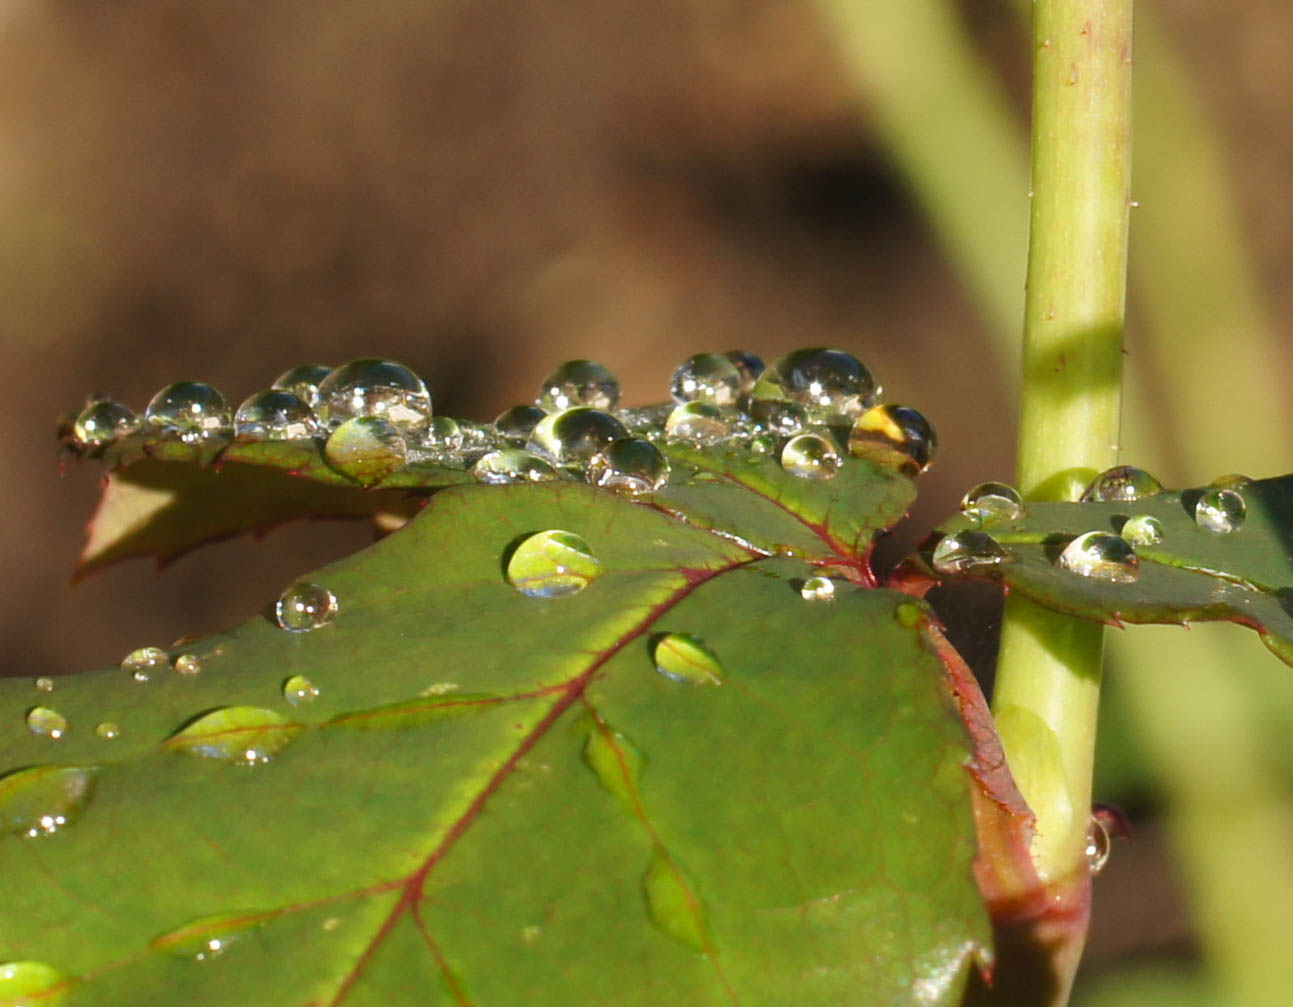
[926,474,1293,665]
[2,481,987,1005]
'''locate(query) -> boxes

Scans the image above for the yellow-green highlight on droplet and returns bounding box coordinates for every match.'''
[642,848,710,952]
[162,707,303,766]
[0,960,71,1006]
[0,765,100,839]
[582,725,645,817]
[150,909,280,961]
[505,529,602,598]
[650,633,724,685]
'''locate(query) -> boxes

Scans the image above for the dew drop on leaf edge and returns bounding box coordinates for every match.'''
[1194,486,1246,534]
[586,437,670,494]
[144,381,233,444]
[527,407,627,466]
[959,481,1026,527]
[930,531,1010,575]
[537,359,621,413]
[234,389,319,441]
[1120,514,1164,547]
[1080,464,1164,503]
[316,358,432,433]
[847,403,937,475]
[1056,531,1139,584]
[121,645,170,682]
[669,353,743,409]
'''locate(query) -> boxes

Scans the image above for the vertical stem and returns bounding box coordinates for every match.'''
[991,0,1133,893]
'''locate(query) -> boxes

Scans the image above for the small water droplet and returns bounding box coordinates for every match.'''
[1120,514,1164,547]
[1085,816,1111,874]
[492,404,548,443]
[750,399,808,437]
[537,360,620,412]
[424,415,463,453]
[151,910,278,960]
[752,347,878,424]
[324,416,407,485]
[1209,472,1252,490]
[271,363,332,407]
[669,353,743,408]
[505,530,602,598]
[1056,531,1139,583]
[471,448,559,485]
[651,632,724,685]
[894,601,926,629]
[748,432,776,455]
[282,675,320,706]
[73,399,138,449]
[959,481,1026,526]
[163,707,302,765]
[173,653,202,677]
[847,404,937,475]
[95,722,121,740]
[586,438,670,494]
[527,407,627,466]
[642,849,709,951]
[780,433,841,480]
[0,960,70,1005]
[1194,487,1246,533]
[144,382,233,444]
[0,765,98,838]
[121,646,171,682]
[722,349,766,394]
[33,677,54,693]
[930,531,1010,574]
[800,576,835,601]
[1080,465,1164,502]
[234,389,319,441]
[582,725,644,815]
[664,402,731,446]
[275,582,338,632]
[25,706,67,740]
[316,358,431,432]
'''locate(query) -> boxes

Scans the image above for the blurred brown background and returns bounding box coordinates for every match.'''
[1,0,1290,995]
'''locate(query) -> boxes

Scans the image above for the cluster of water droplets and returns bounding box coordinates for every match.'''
[67,348,939,491]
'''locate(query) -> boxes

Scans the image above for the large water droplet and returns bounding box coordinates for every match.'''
[471,448,559,485]
[316,358,431,432]
[722,349,765,394]
[749,399,808,437]
[0,765,98,838]
[25,706,67,740]
[493,404,548,444]
[752,347,878,424]
[537,360,620,412]
[669,354,743,408]
[800,576,836,601]
[324,416,407,485]
[1119,514,1164,547]
[959,481,1026,527]
[506,530,602,598]
[151,909,278,961]
[651,633,724,685]
[527,407,627,466]
[282,675,320,707]
[0,960,70,1005]
[1056,531,1139,583]
[173,653,202,677]
[930,531,1010,574]
[1080,465,1164,502]
[234,389,319,441]
[275,582,338,632]
[271,363,332,407]
[144,382,233,444]
[847,404,937,475]
[664,402,730,446]
[121,646,170,682]
[1194,487,1246,533]
[73,399,138,450]
[642,849,709,951]
[163,707,302,765]
[780,433,841,480]
[582,725,644,816]
[586,438,670,494]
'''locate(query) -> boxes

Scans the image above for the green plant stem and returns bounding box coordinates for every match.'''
[991,0,1132,890]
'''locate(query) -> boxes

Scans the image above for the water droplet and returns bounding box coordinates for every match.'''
[894,601,926,629]
[669,354,743,408]
[722,349,766,393]
[582,725,644,815]
[95,722,121,740]
[800,576,835,601]
[0,960,70,1005]
[1080,465,1164,502]
[173,653,202,677]
[271,363,332,406]
[505,530,602,598]
[527,407,627,466]
[642,849,709,951]
[163,707,302,765]
[25,706,67,740]
[471,448,559,485]
[0,765,98,838]
[847,404,937,475]
[282,675,320,707]
[33,677,54,693]
[752,347,878,424]
[959,481,1026,527]
[748,433,776,455]
[1056,531,1139,583]
[493,404,547,443]
[234,389,319,441]
[930,531,1010,574]
[151,909,278,960]
[121,646,170,682]
[275,582,338,632]
[780,433,841,480]
[586,438,670,494]
[1120,514,1164,547]
[424,415,463,453]
[537,359,620,412]
[144,382,233,444]
[1194,487,1246,534]
[1085,816,1111,874]
[316,358,432,432]
[1209,472,1252,490]
[750,399,808,437]
[664,402,731,445]
[324,416,407,485]
[651,633,724,685]
[72,399,138,449]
